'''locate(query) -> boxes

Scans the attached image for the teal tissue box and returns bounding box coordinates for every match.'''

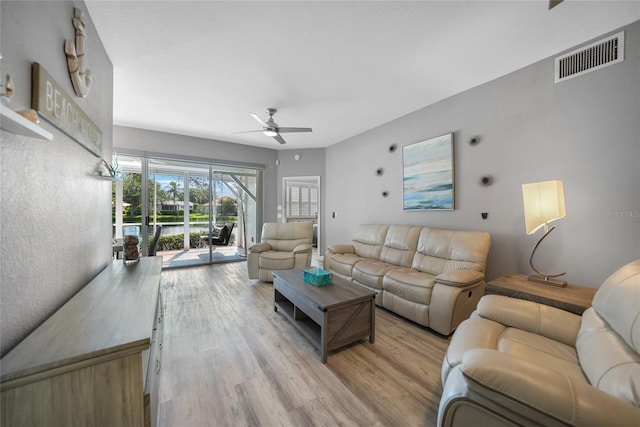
[303,267,333,286]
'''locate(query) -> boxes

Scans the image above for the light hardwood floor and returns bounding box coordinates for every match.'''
[158,262,450,426]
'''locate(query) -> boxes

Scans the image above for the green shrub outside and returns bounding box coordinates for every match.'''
[153,232,235,251]
[117,214,237,224]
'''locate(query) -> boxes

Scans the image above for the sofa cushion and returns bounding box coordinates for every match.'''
[443,315,586,386]
[258,251,295,270]
[352,260,397,291]
[496,328,584,382]
[330,253,368,277]
[378,225,421,267]
[452,349,632,427]
[412,227,490,275]
[383,268,435,305]
[351,224,389,259]
[382,292,429,327]
[476,295,581,347]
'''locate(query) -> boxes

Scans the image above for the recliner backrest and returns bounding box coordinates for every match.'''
[261,222,313,252]
[592,259,640,353]
[576,259,640,407]
[351,224,389,259]
[379,225,421,267]
[411,227,491,275]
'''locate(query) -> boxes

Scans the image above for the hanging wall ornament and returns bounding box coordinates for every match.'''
[65,8,92,97]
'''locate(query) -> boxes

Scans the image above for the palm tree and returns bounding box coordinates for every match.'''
[166,181,182,214]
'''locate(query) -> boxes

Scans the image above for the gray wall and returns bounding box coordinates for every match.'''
[277,148,326,251]
[325,21,640,288]
[1,1,114,356]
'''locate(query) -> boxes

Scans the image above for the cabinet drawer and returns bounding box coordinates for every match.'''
[144,289,163,427]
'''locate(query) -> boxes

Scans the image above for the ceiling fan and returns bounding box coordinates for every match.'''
[235,108,312,145]
[549,0,563,9]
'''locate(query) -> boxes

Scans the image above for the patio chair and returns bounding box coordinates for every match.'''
[149,224,163,256]
[210,223,234,247]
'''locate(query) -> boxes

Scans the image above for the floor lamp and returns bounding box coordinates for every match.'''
[522,180,567,287]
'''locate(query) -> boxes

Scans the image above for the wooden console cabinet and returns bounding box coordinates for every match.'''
[1,257,163,427]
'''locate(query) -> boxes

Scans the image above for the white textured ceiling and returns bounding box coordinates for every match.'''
[85,1,640,150]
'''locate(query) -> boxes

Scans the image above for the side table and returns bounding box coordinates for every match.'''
[485,274,597,315]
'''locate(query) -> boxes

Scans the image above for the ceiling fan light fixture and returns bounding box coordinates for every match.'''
[264,129,278,137]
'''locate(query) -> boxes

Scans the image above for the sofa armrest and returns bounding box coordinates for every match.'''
[442,348,640,427]
[435,270,484,287]
[293,243,312,254]
[327,244,355,255]
[429,279,486,336]
[248,242,272,253]
[476,295,581,346]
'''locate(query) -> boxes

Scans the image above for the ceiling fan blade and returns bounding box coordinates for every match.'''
[273,134,287,145]
[250,112,269,128]
[232,130,264,134]
[277,127,313,133]
[549,0,563,9]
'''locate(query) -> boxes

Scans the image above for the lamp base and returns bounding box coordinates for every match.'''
[527,275,567,287]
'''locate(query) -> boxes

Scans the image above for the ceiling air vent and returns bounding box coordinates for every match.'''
[555,31,624,83]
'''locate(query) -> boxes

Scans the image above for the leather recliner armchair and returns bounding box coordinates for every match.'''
[247,222,314,282]
[439,259,640,426]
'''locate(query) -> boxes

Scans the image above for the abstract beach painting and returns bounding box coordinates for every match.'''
[403,133,454,210]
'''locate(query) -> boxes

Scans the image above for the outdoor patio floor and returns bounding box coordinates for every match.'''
[158,244,246,268]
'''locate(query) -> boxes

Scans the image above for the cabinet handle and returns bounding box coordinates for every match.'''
[155,358,161,374]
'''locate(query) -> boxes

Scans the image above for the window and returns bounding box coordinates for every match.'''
[285,182,317,218]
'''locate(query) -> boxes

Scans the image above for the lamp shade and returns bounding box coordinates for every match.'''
[522,180,566,235]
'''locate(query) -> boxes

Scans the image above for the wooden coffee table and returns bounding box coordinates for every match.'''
[273,269,376,363]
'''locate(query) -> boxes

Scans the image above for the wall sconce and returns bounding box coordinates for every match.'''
[522,180,567,287]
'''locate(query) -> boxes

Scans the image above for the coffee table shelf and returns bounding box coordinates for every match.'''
[273,269,376,363]
[274,298,322,347]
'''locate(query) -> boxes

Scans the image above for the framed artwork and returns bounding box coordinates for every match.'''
[402,133,454,210]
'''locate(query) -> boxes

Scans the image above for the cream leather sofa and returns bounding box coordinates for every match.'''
[248,222,313,282]
[324,224,491,335]
[439,259,640,427]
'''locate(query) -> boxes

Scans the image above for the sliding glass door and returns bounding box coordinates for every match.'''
[112,153,262,269]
